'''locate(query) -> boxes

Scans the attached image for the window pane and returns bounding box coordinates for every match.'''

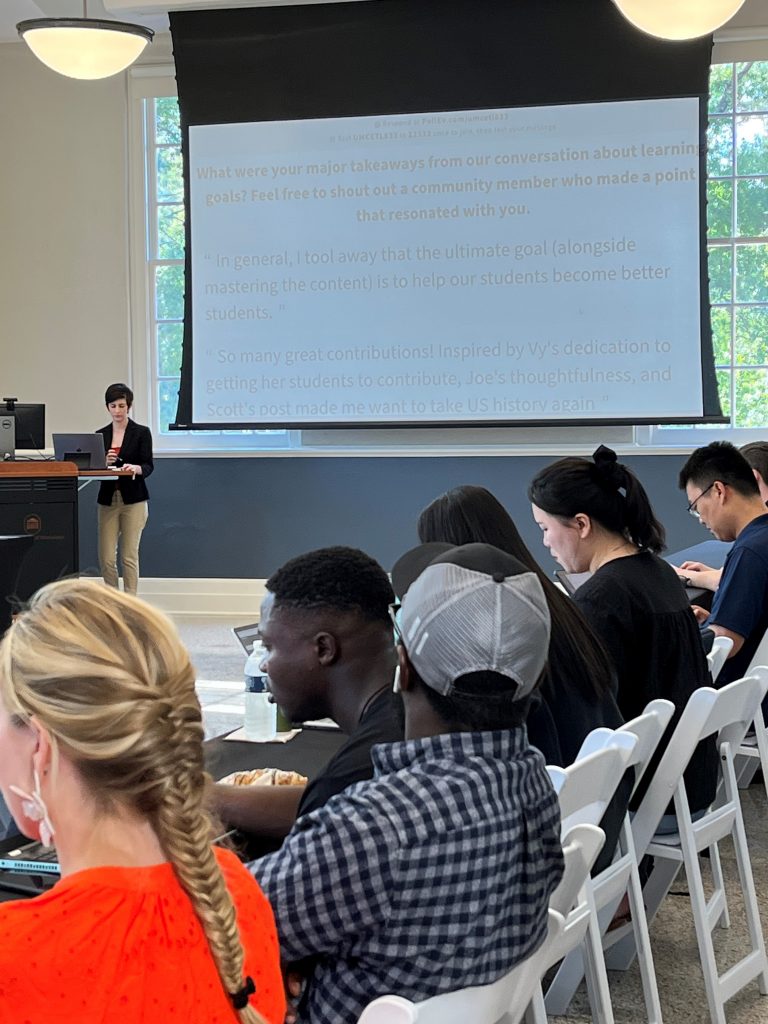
[735,244,768,302]
[707,117,733,177]
[707,179,733,237]
[736,115,768,176]
[735,306,768,365]
[157,204,185,260]
[158,322,184,377]
[156,146,183,202]
[734,368,768,427]
[155,264,185,319]
[736,178,768,237]
[709,63,734,115]
[736,61,768,112]
[716,369,731,418]
[711,306,731,365]
[154,97,181,145]
[708,245,732,303]
[158,379,180,433]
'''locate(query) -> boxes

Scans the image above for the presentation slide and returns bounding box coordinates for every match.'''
[189,98,703,426]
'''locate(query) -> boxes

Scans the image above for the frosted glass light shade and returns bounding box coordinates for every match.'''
[17,19,153,80]
[613,0,746,40]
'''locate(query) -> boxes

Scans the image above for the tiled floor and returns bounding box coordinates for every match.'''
[177,613,768,1024]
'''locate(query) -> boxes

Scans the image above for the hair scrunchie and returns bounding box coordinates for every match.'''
[229,976,256,1010]
[592,444,627,492]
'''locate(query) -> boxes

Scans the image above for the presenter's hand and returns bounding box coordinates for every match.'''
[674,561,722,592]
[691,604,710,624]
[106,449,119,466]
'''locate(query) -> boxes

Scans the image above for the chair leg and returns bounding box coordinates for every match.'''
[728,777,768,994]
[582,886,616,1024]
[525,985,547,1024]
[708,842,730,930]
[679,838,728,1024]
[606,859,680,971]
[625,853,664,1024]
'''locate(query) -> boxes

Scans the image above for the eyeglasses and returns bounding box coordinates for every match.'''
[388,602,405,647]
[686,482,715,519]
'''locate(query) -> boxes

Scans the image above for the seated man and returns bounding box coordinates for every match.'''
[253,542,564,1024]
[678,441,768,685]
[675,439,768,591]
[213,547,402,843]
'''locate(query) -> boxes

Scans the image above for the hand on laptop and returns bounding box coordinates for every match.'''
[671,561,722,592]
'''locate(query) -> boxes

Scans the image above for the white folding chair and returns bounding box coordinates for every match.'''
[528,739,637,1024]
[708,635,734,683]
[606,671,768,1024]
[356,824,605,1024]
[735,623,768,791]
[544,700,675,1024]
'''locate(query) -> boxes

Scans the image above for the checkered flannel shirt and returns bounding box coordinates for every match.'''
[252,728,563,1024]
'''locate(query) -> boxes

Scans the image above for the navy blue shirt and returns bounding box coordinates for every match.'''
[707,513,768,685]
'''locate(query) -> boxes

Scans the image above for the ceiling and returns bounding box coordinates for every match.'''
[1,0,766,45]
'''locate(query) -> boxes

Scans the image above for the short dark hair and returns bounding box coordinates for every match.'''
[528,446,666,553]
[414,667,530,732]
[105,383,134,407]
[740,441,768,484]
[266,546,394,626]
[678,441,759,497]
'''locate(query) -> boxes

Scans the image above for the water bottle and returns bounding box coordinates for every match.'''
[243,643,277,741]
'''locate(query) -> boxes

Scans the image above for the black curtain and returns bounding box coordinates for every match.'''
[169,0,719,428]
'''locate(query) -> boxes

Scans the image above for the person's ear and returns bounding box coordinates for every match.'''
[396,646,414,693]
[28,718,53,781]
[573,513,592,539]
[314,631,339,667]
[713,480,727,503]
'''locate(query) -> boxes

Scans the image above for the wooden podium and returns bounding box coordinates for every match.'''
[0,461,79,600]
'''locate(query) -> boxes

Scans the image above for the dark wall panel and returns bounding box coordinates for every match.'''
[78,454,705,578]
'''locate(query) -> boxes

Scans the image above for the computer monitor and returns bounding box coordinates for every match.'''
[9,403,45,451]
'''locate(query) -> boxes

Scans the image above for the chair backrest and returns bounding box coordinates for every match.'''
[548,736,637,835]
[708,635,734,682]
[573,700,675,799]
[746,626,768,676]
[630,671,768,858]
[357,826,605,1024]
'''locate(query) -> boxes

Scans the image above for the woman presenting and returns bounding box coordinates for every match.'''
[97,382,153,595]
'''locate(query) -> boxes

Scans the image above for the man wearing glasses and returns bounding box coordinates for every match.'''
[678,441,768,686]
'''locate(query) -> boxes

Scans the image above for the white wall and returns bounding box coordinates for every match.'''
[0,40,131,434]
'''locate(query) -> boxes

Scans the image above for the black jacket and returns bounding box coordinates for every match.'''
[96,419,154,506]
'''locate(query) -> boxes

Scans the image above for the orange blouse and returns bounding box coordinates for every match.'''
[0,848,285,1024]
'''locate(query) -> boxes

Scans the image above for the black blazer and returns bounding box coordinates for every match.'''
[96,419,154,506]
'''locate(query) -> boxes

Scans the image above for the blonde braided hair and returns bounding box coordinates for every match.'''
[0,578,267,1024]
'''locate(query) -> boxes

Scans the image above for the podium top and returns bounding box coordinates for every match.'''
[0,461,79,478]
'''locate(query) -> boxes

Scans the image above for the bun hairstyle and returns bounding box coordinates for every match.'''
[528,445,666,553]
[0,579,266,1024]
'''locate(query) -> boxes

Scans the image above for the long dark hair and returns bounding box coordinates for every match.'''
[417,485,615,701]
[528,445,666,553]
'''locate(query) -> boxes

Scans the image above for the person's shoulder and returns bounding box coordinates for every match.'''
[735,515,768,557]
[215,847,274,915]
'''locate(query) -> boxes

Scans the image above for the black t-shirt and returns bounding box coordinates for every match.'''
[575,551,718,813]
[297,689,403,818]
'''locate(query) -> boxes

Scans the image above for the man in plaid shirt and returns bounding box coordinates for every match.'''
[253,542,564,1023]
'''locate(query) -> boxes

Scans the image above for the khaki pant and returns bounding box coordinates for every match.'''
[98,493,148,595]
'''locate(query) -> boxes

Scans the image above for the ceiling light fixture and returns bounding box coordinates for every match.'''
[613,0,746,41]
[17,1,153,80]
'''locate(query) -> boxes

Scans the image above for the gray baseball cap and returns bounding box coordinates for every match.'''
[391,542,551,701]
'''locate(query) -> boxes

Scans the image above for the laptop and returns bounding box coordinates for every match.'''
[0,791,60,896]
[232,622,261,656]
[52,432,107,469]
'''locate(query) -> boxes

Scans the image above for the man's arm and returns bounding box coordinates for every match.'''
[672,560,723,592]
[211,782,305,839]
[252,799,393,963]
[692,613,744,658]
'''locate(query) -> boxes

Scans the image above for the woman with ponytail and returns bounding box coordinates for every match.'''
[0,578,284,1024]
[529,446,717,819]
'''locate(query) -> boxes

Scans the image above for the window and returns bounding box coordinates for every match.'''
[131,61,768,454]
[648,60,768,446]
